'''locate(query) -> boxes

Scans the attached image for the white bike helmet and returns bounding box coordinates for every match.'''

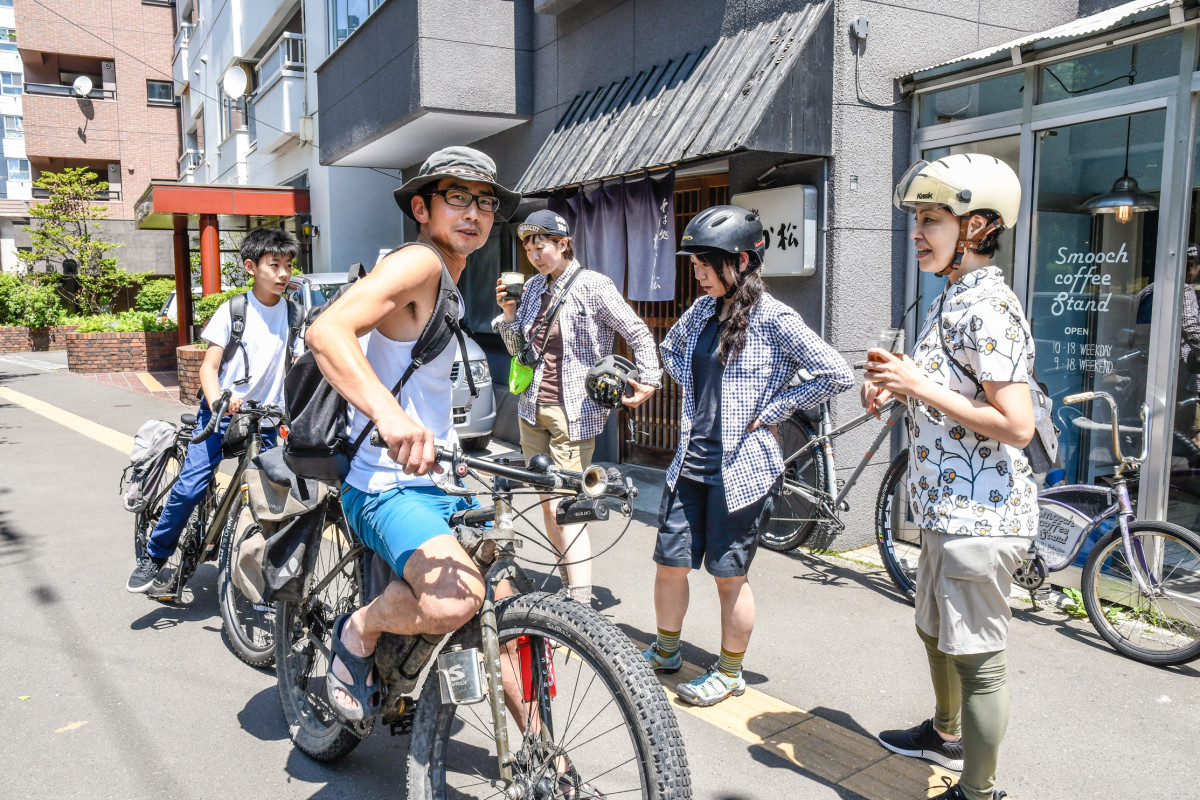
[894,154,1021,275]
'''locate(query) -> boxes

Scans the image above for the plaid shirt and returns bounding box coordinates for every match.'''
[493,260,663,441]
[662,293,853,510]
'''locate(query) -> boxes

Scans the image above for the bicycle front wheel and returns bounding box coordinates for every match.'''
[875,450,920,602]
[275,508,372,761]
[759,417,823,552]
[218,491,276,668]
[1081,521,1200,666]
[406,591,692,800]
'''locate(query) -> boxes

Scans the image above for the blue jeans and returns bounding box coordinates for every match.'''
[145,400,277,559]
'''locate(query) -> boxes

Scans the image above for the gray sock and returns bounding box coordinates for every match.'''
[568,584,592,605]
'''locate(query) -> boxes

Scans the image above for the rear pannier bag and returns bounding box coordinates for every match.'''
[120,419,177,512]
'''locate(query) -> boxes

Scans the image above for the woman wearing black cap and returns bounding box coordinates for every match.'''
[493,209,662,606]
[641,204,853,707]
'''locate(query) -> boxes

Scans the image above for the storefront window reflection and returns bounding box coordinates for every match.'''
[1029,110,1165,485]
[918,73,1024,127]
[1039,33,1181,104]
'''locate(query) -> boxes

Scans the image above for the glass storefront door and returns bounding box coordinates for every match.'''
[1029,109,1166,485]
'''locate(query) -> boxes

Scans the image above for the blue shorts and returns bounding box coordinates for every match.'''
[341,483,478,578]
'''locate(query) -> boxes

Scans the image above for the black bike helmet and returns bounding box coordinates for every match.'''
[677,205,766,267]
[586,355,639,410]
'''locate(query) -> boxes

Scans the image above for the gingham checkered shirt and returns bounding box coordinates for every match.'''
[493,260,662,441]
[662,293,853,510]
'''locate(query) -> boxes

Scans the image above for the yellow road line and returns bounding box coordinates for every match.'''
[0,387,229,489]
[0,387,136,454]
[1,388,975,799]
[137,372,166,393]
[643,646,964,800]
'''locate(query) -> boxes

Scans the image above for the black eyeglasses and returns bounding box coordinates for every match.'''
[424,188,501,213]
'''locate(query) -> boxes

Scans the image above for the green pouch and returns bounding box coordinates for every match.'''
[509,356,534,395]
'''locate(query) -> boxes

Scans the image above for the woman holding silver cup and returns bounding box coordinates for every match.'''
[493,209,661,606]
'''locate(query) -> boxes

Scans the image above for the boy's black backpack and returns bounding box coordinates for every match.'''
[199,292,303,399]
[283,243,478,483]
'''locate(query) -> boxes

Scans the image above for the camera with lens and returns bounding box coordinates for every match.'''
[516,342,538,368]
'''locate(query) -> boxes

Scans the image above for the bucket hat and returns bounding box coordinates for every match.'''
[393,146,521,221]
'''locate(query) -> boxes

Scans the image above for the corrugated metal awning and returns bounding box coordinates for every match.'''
[516,2,831,195]
[904,0,1179,82]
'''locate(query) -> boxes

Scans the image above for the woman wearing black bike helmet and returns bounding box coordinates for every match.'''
[864,154,1035,800]
[640,204,852,706]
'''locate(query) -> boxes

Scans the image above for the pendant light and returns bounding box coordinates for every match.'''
[1079,116,1159,223]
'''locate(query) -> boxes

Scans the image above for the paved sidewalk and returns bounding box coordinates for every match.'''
[1,357,1197,800]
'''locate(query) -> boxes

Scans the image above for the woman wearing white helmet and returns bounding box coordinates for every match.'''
[863,154,1036,800]
[640,204,853,707]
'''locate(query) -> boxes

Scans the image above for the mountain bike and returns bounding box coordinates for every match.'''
[876,391,1200,666]
[132,390,286,667]
[274,444,692,799]
[760,397,908,551]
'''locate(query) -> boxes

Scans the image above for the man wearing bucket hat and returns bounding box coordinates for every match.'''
[494,209,662,607]
[304,145,519,721]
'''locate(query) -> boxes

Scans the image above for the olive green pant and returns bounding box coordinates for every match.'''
[918,626,1009,800]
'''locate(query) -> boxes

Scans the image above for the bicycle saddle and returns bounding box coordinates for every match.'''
[180,412,197,427]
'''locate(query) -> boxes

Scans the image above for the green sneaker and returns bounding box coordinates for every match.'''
[641,645,682,673]
[676,665,745,707]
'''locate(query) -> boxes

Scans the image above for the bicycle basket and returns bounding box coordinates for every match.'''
[222,412,253,459]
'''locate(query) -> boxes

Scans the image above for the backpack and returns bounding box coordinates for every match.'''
[201,292,303,399]
[283,243,479,483]
[119,419,178,512]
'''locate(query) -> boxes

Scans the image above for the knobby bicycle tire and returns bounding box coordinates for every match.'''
[218,491,276,668]
[275,514,372,762]
[407,591,692,800]
[875,449,920,602]
[759,418,824,552]
[1081,520,1200,666]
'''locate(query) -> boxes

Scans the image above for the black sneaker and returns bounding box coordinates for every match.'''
[930,786,1007,800]
[126,555,168,593]
[877,718,964,771]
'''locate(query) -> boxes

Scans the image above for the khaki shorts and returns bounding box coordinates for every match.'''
[914,530,1033,656]
[519,404,595,473]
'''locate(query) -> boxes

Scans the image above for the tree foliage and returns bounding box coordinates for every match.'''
[16,167,137,314]
[135,278,177,313]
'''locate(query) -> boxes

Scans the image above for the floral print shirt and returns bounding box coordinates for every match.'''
[906,266,1038,538]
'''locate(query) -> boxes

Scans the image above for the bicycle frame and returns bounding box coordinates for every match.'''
[783,399,907,524]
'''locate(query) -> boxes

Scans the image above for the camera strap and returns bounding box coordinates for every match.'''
[523,266,583,366]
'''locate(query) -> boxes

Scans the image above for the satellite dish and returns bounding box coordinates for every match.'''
[72,75,93,97]
[221,65,248,100]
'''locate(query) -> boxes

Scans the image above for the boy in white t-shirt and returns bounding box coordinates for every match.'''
[127,227,301,593]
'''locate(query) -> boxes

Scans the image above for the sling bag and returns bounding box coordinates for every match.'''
[509,267,583,395]
[283,243,477,483]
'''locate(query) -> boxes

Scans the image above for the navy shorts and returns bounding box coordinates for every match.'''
[653,476,779,577]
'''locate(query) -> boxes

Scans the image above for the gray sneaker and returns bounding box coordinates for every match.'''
[676,665,745,707]
[126,555,167,593]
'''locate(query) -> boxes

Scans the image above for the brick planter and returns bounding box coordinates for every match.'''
[0,324,78,354]
[176,344,205,403]
[65,330,178,373]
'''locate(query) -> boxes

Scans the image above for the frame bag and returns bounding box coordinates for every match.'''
[283,244,477,483]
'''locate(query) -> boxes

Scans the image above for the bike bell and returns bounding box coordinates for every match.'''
[586,355,639,409]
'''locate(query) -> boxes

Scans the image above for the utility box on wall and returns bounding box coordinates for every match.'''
[730,184,818,276]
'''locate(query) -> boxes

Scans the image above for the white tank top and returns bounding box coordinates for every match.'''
[344,321,461,494]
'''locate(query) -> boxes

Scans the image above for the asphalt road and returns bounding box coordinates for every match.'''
[1,354,1197,800]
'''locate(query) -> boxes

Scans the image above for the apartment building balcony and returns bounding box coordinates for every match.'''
[173,22,193,92]
[239,0,300,59]
[316,0,530,167]
[24,82,116,100]
[32,185,120,202]
[178,148,202,181]
[22,93,120,161]
[250,32,304,152]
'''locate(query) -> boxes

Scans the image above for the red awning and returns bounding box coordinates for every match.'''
[133,180,310,230]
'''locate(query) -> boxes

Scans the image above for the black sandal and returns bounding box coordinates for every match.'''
[325,613,383,721]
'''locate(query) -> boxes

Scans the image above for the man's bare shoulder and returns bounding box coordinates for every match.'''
[369,243,442,287]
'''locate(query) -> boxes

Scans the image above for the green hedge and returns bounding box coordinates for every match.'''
[74,311,177,333]
[135,278,176,313]
[0,273,65,328]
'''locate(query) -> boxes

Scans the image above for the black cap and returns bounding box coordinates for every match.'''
[677,204,766,265]
[517,209,571,240]
[393,146,521,221]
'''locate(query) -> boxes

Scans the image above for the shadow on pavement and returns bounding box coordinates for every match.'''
[779,548,912,605]
[613,620,770,685]
[239,685,290,742]
[283,725,408,799]
[129,566,220,630]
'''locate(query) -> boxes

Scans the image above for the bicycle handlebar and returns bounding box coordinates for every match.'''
[1063,391,1150,468]
[368,431,635,500]
[191,390,232,443]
